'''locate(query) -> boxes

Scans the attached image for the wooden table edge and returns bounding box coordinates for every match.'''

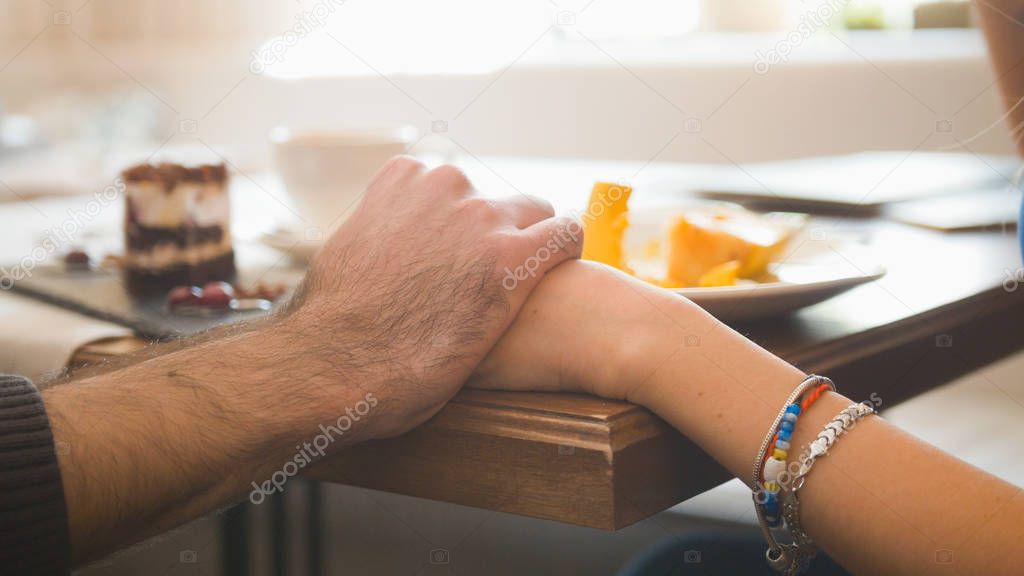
[63,282,1024,530]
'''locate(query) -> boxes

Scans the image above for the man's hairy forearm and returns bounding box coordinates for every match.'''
[35,156,581,567]
[977,0,1024,155]
[43,318,374,565]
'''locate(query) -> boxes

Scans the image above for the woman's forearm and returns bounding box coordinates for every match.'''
[631,299,1024,575]
[476,261,1023,573]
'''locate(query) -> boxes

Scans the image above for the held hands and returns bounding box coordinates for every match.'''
[284,156,583,439]
[471,259,695,404]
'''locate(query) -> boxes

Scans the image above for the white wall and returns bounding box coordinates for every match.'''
[1,16,1016,168]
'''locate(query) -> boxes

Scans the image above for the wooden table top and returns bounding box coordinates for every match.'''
[70,215,1024,530]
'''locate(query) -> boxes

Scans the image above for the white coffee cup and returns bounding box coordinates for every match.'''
[271,126,415,233]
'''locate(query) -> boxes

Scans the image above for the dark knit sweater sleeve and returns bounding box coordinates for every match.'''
[0,374,71,575]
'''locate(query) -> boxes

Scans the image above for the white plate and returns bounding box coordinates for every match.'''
[676,244,885,321]
[260,227,324,263]
[623,204,886,321]
[262,204,885,321]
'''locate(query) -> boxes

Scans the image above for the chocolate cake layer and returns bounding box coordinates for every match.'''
[123,250,236,296]
[126,223,225,251]
[122,163,228,192]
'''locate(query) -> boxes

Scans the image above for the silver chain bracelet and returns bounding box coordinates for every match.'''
[791,402,875,492]
[778,402,876,574]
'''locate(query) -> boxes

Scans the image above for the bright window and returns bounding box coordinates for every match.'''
[257,0,965,78]
[262,0,700,77]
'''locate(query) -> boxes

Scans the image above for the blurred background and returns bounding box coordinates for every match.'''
[2,1,1022,575]
[0,0,1015,174]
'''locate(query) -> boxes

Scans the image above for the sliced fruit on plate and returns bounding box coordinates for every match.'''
[698,260,741,288]
[665,208,799,287]
[581,181,632,273]
[580,179,806,288]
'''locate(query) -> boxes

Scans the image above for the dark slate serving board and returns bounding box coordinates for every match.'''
[5,265,302,340]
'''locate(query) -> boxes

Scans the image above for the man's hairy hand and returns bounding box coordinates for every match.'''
[286,156,582,438]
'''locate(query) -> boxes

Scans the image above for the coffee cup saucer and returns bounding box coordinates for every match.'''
[259,225,325,263]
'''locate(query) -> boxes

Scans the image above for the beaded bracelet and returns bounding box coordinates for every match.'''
[751,375,836,575]
[760,382,832,526]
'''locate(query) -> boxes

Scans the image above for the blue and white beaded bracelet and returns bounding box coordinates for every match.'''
[751,375,836,574]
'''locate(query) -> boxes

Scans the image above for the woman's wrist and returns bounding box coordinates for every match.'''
[623,298,815,480]
[528,264,824,480]
[573,266,718,402]
[617,294,712,407]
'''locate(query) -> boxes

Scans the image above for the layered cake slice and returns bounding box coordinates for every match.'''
[122,162,235,295]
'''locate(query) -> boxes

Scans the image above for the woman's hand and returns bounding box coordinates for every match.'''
[470,260,697,402]
[473,260,1024,576]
